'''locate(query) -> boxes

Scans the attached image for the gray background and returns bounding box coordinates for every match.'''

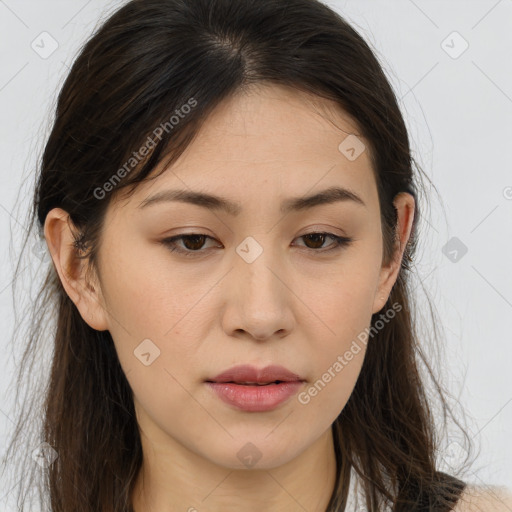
[1,0,511,507]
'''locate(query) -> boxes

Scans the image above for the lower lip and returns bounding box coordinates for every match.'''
[206,381,303,412]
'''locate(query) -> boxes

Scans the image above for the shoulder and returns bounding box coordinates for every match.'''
[452,484,512,511]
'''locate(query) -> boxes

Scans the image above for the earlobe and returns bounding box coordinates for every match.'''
[43,208,109,331]
[372,192,415,314]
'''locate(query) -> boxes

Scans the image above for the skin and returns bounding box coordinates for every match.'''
[454,487,512,512]
[45,83,416,511]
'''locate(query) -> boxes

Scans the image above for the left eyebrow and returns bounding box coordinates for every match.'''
[137,185,366,215]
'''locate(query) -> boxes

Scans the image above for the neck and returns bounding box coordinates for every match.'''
[131,427,337,512]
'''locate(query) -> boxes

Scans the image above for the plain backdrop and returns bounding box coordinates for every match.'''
[1,0,511,508]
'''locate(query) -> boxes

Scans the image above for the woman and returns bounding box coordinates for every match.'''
[4,0,511,510]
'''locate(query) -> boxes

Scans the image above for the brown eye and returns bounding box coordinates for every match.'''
[180,234,208,251]
[161,233,220,257]
[302,233,328,249]
[295,232,353,252]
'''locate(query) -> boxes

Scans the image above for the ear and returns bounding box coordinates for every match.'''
[372,192,415,314]
[44,208,109,331]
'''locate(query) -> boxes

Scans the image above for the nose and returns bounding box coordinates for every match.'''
[220,241,295,341]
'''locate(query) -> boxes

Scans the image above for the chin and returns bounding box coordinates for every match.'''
[202,435,306,471]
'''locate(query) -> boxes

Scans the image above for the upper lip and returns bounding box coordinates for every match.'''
[206,364,304,384]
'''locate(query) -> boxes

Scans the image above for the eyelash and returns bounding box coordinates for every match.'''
[161,232,353,258]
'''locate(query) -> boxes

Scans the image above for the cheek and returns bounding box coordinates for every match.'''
[296,252,380,411]
[300,253,380,344]
[296,313,368,436]
[99,239,202,338]
[98,248,218,412]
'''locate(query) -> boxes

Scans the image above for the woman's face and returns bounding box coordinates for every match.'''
[51,83,413,471]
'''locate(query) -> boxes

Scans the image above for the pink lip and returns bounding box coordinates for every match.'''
[205,365,305,412]
[206,382,303,412]
[207,364,303,384]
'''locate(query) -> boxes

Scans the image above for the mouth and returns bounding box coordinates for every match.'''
[205,381,304,412]
[204,365,305,412]
[206,364,305,385]
[205,380,290,386]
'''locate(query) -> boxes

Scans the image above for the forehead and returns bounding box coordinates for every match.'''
[113,83,378,215]
[175,83,371,169]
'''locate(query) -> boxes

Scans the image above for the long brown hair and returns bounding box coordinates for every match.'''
[3,0,474,510]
